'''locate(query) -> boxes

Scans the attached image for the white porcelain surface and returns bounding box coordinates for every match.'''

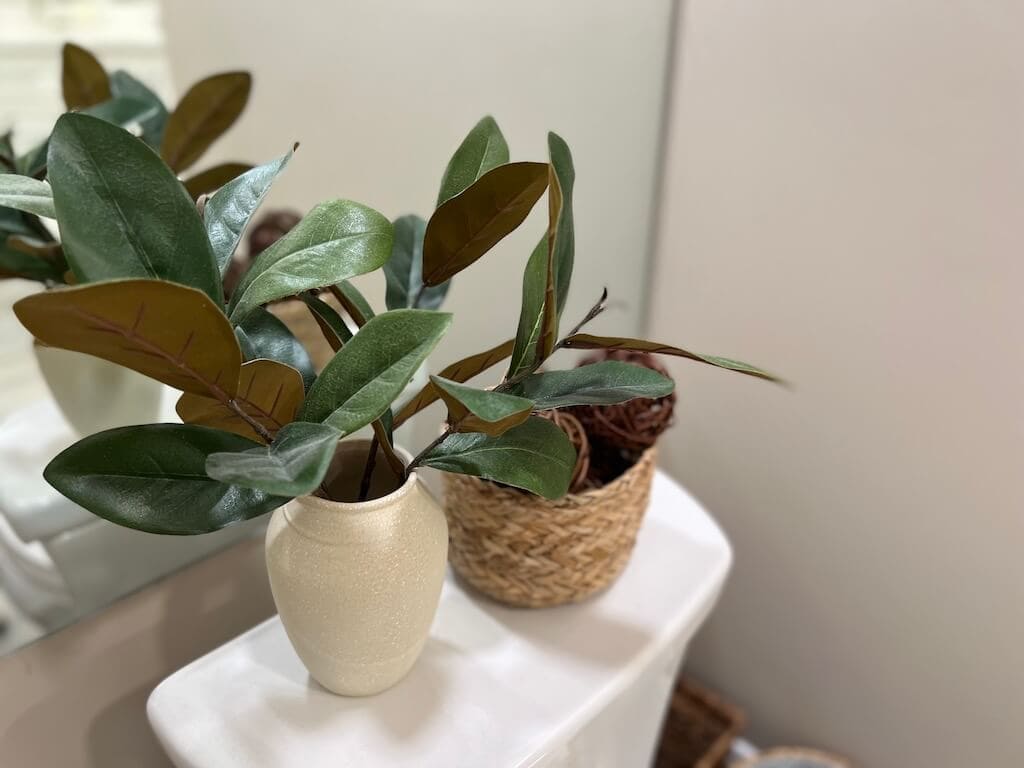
[33,345,167,438]
[148,471,733,768]
[266,450,448,696]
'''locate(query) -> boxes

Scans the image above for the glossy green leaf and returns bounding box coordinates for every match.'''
[422,162,548,286]
[62,43,111,109]
[436,115,509,207]
[205,148,293,274]
[228,200,392,322]
[161,72,252,173]
[47,114,222,302]
[384,214,450,310]
[547,132,576,317]
[429,375,533,436]
[420,416,575,499]
[43,424,287,535]
[507,236,547,378]
[299,309,451,434]
[16,97,159,179]
[0,175,55,219]
[299,292,351,350]
[235,306,316,391]
[562,334,781,382]
[206,421,339,496]
[393,338,515,427]
[508,361,674,409]
[184,162,253,200]
[109,69,169,147]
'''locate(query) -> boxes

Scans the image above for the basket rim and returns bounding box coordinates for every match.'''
[445,445,656,508]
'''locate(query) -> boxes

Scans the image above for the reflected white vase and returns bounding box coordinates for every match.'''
[265,440,448,696]
[33,344,166,437]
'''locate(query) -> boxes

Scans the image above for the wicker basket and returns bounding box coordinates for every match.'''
[655,677,745,768]
[442,447,656,608]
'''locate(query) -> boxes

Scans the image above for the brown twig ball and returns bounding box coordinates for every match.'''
[570,349,677,455]
[537,409,591,493]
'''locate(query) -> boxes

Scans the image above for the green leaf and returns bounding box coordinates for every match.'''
[16,96,159,179]
[547,132,576,317]
[384,214,450,310]
[206,421,339,496]
[508,361,674,409]
[393,338,515,427]
[109,69,169,147]
[507,236,547,378]
[299,292,351,350]
[183,162,253,200]
[43,424,288,535]
[333,279,375,324]
[420,416,575,500]
[437,115,510,207]
[0,237,63,282]
[228,200,393,322]
[421,162,549,286]
[205,148,293,274]
[562,334,782,382]
[429,375,533,436]
[299,309,451,433]
[161,72,252,173]
[47,114,222,303]
[235,306,316,391]
[0,175,55,219]
[62,43,111,110]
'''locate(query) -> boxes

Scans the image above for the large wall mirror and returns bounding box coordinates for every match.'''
[0,0,675,657]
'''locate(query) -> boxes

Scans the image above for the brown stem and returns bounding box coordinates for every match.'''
[226,399,275,443]
[406,423,457,475]
[358,435,379,502]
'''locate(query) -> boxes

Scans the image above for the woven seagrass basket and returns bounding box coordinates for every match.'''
[443,446,657,608]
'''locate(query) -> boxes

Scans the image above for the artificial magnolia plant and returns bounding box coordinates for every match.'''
[4,110,776,535]
[1,42,253,285]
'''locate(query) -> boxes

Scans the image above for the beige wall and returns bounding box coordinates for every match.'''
[652,1,1024,765]
[161,0,675,452]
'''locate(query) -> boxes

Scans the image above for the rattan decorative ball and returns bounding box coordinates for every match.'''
[537,409,591,493]
[570,349,677,455]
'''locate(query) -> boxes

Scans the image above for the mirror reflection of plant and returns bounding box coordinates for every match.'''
[13,112,779,537]
[0,41,254,286]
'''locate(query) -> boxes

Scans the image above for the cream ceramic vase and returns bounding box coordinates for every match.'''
[34,344,165,437]
[265,440,448,696]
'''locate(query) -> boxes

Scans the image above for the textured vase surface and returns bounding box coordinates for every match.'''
[34,344,165,437]
[265,442,448,696]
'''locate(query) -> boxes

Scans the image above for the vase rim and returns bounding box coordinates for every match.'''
[294,438,418,514]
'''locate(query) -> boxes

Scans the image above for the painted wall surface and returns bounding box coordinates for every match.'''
[161,0,675,452]
[651,2,1024,764]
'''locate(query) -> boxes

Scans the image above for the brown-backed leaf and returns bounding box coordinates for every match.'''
[392,338,514,427]
[177,359,303,442]
[430,376,533,437]
[563,334,781,382]
[184,162,253,199]
[421,162,548,286]
[62,43,111,109]
[6,235,65,264]
[14,278,242,396]
[161,72,252,173]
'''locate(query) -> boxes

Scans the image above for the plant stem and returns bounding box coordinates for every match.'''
[358,435,378,502]
[226,399,275,443]
[405,425,454,475]
[411,284,426,309]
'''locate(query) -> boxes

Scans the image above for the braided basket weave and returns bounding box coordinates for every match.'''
[443,447,657,608]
